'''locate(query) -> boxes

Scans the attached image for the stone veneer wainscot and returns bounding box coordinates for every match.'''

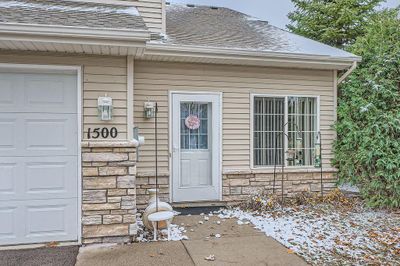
[222,169,337,204]
[135,169,337,208]
[81,141,138,244]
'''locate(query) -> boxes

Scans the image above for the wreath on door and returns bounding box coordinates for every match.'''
[185,115,201,130]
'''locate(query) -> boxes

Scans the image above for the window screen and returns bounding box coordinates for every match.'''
[253,96,318,167]
[253,97,284,166]
[287,97,317,166]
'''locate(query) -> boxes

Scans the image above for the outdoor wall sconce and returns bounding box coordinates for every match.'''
[144,101,157,119]
[98,95,113,121]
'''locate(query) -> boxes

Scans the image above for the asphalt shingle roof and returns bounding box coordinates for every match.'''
[160,4,357,59]
[0,0,147,30]
[0,1,358,59]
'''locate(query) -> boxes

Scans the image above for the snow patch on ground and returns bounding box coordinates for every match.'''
[162,224,188,241]
[136,216,188,242]
[219,207,400,265]
[339,183,360,193]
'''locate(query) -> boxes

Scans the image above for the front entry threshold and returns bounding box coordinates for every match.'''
[172,201,227,209]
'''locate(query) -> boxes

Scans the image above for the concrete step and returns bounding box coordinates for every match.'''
[172,201,227,209]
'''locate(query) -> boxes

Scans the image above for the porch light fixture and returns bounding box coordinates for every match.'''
[98,95,113,121]
[144,101,157,118]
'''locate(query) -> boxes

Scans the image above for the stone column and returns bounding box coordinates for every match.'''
[81,141,138,244]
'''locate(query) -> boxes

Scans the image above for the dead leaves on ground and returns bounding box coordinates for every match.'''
[241,189,360,214]
[45,241,59,248]
[238,189,400,265]
[287,249,295,254]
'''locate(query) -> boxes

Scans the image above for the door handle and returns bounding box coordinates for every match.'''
[173,145,179,153]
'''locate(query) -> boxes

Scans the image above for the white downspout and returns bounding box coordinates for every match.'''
[127,55,134,140]
[162,0,166,34]
[338,61,357,84]
[334,61,357,136]
[333,70,338,123]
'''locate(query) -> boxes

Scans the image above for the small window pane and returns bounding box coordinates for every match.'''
[199,135,208,149]
[189,135,198,149]
[200,119,208,134]
[181,119,189,134]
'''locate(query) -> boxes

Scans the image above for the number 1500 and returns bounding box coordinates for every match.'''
[87,127,118,139]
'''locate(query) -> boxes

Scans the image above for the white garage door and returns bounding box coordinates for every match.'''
[0,69,79,245]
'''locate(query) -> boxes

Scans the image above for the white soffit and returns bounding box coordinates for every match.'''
[0,24,149,56]
[0,39,146,56]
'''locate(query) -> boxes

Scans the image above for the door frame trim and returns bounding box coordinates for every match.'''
[168,91,223,203]
[0,63,83,245]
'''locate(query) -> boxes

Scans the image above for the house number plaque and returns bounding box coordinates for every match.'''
[87,127,118,139]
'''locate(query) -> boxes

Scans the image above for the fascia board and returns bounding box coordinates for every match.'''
[145,43,362,69]
[0,23,151,42]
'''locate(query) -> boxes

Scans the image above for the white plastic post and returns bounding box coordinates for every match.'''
[152,221,157,241]
[166,220,171,241]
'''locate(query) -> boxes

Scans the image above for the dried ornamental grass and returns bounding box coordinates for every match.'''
[240,189,359,213]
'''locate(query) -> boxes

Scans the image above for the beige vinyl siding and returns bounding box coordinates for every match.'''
[121,0,164,33]
[0,51,128,140]
[134,61,336,176]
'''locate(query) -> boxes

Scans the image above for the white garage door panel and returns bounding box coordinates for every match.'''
[0,73,77,113]
[0,163,16,196]
[0,157,78,201]
[0,199,78,245]
[0,114,77,157]
[0,70,79,246]
[0,118,16,151]
[0,206,16,243]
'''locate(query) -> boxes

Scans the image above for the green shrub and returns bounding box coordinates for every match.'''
[334,9,400,208]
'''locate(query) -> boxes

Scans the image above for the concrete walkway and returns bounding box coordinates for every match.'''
[76,215,308,266]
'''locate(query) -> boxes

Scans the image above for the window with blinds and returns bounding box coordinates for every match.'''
[253,96,318,167]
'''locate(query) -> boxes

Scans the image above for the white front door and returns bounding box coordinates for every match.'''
[171,93,221,202]
[0,70,79,245]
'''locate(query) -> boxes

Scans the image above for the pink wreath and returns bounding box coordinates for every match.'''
[185,115,201,130]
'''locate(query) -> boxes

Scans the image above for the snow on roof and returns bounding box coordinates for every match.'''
[0,0,146,30]
[0,0,140,16]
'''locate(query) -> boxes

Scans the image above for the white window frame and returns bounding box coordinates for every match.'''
[250,93,320,169]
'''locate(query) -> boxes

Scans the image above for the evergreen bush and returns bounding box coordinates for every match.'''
[334,9,400,208]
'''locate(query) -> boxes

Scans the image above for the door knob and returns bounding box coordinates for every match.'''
[173,145,179,153]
